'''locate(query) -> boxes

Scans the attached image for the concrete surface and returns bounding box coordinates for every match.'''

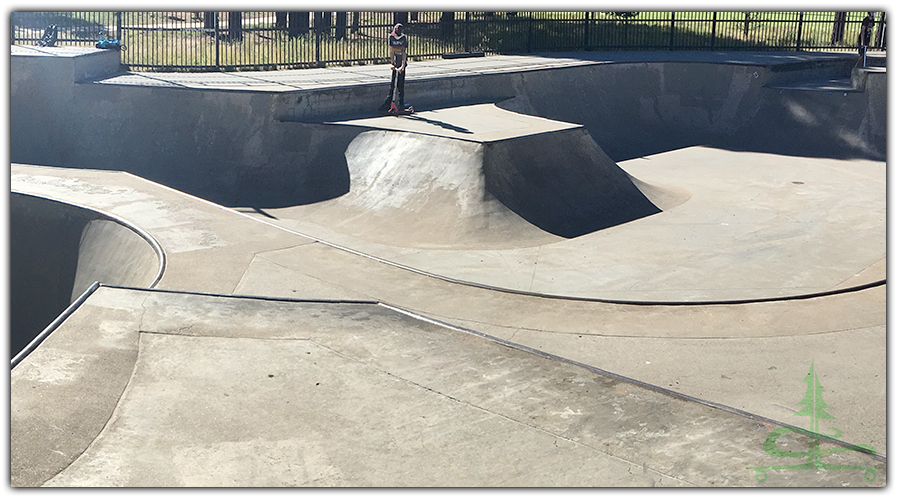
[10,47,885,210]
[305,105,663,245]
[8,47,887,488]
[10,160,886,487]
[10,286,883,487]
[9,192,163,356]
[247,119,885,302]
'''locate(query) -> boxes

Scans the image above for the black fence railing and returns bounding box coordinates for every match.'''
[10,11,887,72]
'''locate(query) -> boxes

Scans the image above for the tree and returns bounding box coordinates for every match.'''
[288,12,308,39]
[226,12,242,41]
[202,12,216,31]
[743,12,754,36]
[335,12,347,40]
[440,12,455,37]
[315,12,332,34]
[831,12,847,45]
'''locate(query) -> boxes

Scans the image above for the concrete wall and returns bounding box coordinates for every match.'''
[482,128,660,237]
[9,49,886,211]
[496,61,885,161]
[303,126,663,248]
[9,193,163,357]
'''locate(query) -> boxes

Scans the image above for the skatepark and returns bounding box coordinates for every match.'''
[9,45,886,486]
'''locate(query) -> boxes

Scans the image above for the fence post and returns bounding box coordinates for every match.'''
[315,13,322,66]
[710,11,717,48]
[527,12,533,52]
[796,12,804,50]
[670,12,676,50]
[215,12,220,70]
[464,12,470,52]
[875,12,886,49]
[115,12,122,41]
[583,12,590,50]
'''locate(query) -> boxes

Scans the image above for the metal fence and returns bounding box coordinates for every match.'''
[10,11,887,72]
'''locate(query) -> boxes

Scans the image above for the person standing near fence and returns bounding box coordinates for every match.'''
[381,23,412,114]
[858,12,876,66]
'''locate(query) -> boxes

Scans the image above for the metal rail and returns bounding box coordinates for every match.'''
[10,11,887,72]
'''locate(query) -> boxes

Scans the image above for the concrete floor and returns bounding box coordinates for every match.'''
[8,50,887,488]
[10,156,885,487]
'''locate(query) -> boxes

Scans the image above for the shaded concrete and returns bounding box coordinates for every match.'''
[9,192,162,357]
[11,287,885,487]
[10,48,885,212]
[243,146,885,302]
[10,164,886,487]
[8,47,887,488]
[294,105,664,247]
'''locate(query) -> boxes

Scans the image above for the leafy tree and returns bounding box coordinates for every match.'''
[440,12,455,37]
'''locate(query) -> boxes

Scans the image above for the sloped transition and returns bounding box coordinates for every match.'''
[296,119,678,250]
[9,192,164,358]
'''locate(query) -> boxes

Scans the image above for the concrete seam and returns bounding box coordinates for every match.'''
[120,172,886,306]
[302,334,691,486]
[378,302,887,463]
[453,321,887,341]
[100,283,380,306]
[245,252,372,300]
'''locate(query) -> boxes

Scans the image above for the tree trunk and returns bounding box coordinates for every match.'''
[227,12,242,41]
[315,12,333,34]
[440,12,455,37]
[831,12,847,45]
[335,12,347,39]
[288,12,308,39]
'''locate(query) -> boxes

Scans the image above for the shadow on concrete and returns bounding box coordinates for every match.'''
[9,193,162,358]
[401,115,475,134]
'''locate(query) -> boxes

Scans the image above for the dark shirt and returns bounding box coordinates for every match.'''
[861,15,875,45]
[389,33,408,68]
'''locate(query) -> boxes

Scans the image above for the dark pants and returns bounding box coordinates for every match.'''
[387,68,405,107]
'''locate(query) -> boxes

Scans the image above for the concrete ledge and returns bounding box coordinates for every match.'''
[9,192,164,357]
[851,65,886,90]
[11,44,123,82]
[11,286,885,487]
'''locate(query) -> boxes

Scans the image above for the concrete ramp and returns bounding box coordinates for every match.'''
[312,104,665,248]
[9,192,163,358]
